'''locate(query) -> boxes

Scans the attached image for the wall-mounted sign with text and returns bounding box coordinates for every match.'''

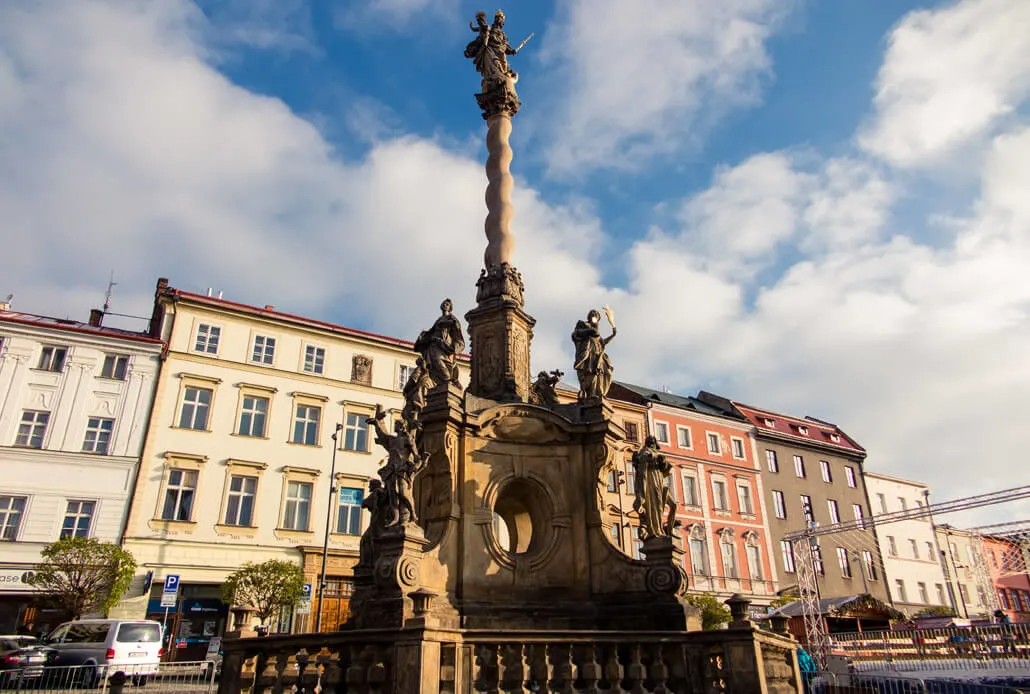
[0,570,38,592]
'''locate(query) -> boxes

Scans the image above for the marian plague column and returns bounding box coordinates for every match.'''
[463,10,536,402]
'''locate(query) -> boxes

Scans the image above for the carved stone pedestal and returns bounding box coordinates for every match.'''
[465,264,535,402]
[350,524,434,630]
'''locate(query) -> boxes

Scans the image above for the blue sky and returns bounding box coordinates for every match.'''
[1,0,1029,522]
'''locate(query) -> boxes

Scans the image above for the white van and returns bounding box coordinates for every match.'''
[46,619,163,686]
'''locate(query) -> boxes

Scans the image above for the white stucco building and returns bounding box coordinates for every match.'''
[0,304,162,633]
[117,279,466,655]
[864,472,949,616]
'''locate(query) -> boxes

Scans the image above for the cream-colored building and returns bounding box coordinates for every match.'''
[864,472,948,616]
[117,279,462,654]
[0,304,162,634]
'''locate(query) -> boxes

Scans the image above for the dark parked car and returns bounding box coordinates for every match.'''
[0,635,54,685]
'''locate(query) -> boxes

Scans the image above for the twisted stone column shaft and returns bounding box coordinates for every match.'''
[484,114,514,268]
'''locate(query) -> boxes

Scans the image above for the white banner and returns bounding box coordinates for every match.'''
[0,570,37,592]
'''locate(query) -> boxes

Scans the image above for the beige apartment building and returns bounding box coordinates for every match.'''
[115,279,459,657]
[697,393,890,606]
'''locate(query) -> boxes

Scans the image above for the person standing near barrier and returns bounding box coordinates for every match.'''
[796,646,817,693]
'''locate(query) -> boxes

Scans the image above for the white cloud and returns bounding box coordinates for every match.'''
[541,0,797,174]
[334,0,458,30]
[859,0,1030,169]
[2,0,1030,525]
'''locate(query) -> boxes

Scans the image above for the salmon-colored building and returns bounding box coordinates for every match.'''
[982,535,1030,622]
[609,383,778,608]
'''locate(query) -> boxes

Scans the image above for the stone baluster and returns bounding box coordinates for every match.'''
[295,648,317,693]
[216,650,245,694]
[474,643,500,694]
[317,648,343,694]
[649,644,669,694]
[367,645,389,694]
[252,652,278,694]
[662,644,688,693]
[526,643,550,693]
[439,643,457,694]
[624,644,646,694]
[578,644,602,694]
[499,643,530,694]
[549,643,575,694]
[603,644,626,694]
[274,649,294,694]
[346,644,368,692]
[702,648,726,694]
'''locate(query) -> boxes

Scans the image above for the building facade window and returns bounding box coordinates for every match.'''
[730,438,745,459]
[304,345,326,375]
[706,432,720,454]
[292,405,321,445]
[237,396,269,437]
[862,551,878,580]
[877,493,887,513]
[720,534,738,579]
[793,455,805,478]
[828,499,840,524]
[772,490,786,519]
[15,411,50,448]
[926,542,935,561]
[957,583,969,603]
[681,474,698,506]
[898,497,907,511]
[343,413,369,452]
[337,487,364,535]
[813,546,825,575]
[178,387,212,430]
[909,539,919,559]
[712,479,728,510]
[766,450,779,472]
[60,500,94,539]
[251,335,276,364]
[0,496,26,541]
[624,462,636,494]
[282,481,312,530]
[801,495,813,522]
[853,504,864,523]
[837,547,852,578]
[606,471,617,493]
[82,417,114,454]
[936,584,946,605]
[654,422,669,444]
[624,421,639,443]
[781,540,796,573]
[676,426,692,448]
[630,526,643,560]
[896,579,908,602]
[609,524,620,546]
[736,484,753,515]
[37,346,67,372]
[887,536,898,556]
[396,363,413,390]
[917,582,928,604]
[194,324,220,354]
[162,469,197,521]
[820,460,832,483]
[223,475,257,526]
[100,354,129,380]
[688,527,708,575]
[745,534,763,581]
[845,466,856,488]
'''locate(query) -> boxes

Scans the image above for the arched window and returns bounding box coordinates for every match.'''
[744,531,763,582]
[686,524,708,576]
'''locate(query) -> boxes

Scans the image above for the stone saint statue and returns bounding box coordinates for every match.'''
[414,299,466,389]
[367,406,427,527]
[571,309,616,401]
[631,436,677,540]
[529,369,563,406]
[465,10,532,117]
[401,356,432,429]
[358,478,389,566]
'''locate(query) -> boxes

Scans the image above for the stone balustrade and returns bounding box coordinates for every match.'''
[217,620,801,694]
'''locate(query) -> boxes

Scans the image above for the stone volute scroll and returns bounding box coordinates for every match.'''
[571,307,617,402]
[414,299,465,390]
[631,435,677,539]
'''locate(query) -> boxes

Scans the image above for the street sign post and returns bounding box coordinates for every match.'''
[160,574,180,608]
[296,583,312,615]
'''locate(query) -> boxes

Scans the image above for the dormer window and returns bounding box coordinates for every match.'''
[797,426,809,435]
[829,433,841,443]
[763,418,775,428]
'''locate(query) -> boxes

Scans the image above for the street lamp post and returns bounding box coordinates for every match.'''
[315,422,344,633]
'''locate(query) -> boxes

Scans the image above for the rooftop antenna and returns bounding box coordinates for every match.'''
[103,271,118,313]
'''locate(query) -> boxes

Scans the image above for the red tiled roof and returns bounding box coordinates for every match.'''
[733,402,865,453]
[0,311,163,346]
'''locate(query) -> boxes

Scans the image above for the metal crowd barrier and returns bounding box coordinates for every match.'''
[0,660,217,693]
[811,670,1030,693]
[828,624,1030,672]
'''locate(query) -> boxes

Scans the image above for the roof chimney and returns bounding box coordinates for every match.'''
[88,309,104,327]
[0,294,11,312]
[264,305,274,311]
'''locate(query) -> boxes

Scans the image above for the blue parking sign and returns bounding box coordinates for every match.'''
[302,583,312,597]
